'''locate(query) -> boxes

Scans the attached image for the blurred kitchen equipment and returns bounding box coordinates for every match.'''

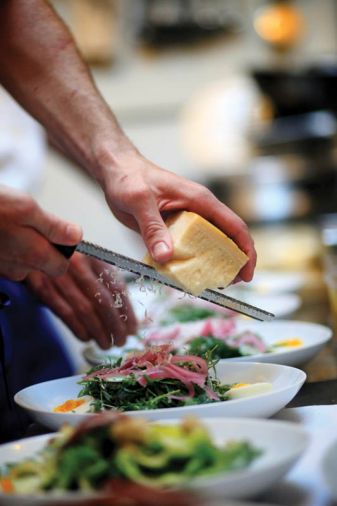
[137,0,241,47]
[253,0,303,50]
[252,65,337,119]
[68,0,120,66]
[204,63,337,225]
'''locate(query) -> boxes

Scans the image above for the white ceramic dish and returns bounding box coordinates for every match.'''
[0,417,309,504]
[83,320,332,368]
[15,362,306,431]
[223,320,332,366]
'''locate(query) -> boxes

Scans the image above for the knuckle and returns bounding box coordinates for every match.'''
[144,220,165,241]
[18,195,37,217]
[59,306,75,323]
[77,300,92,317]
[9,268,28,282]
[127,185,150,203]
[28,247,50,268]
[193,183,213,200]
[31,276,50,297]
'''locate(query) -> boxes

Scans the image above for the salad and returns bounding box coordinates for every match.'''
[54,345,272,414]
[144,318,303,360]
[144,319,270,360]
[77,345,233,412]
[0,413,261,494]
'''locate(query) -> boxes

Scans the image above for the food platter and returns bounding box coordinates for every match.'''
[14,362,306,431]
[0,417,308,504]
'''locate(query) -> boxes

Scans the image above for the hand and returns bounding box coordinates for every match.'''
[0,185,82,281]
[102,154,256,282]
[26,253,138,349]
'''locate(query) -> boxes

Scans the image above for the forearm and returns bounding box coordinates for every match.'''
[0,0,135,185]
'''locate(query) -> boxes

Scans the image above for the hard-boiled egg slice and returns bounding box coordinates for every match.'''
[53,396,93,413]
[227,382,272,400]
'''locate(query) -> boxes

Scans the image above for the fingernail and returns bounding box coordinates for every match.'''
[152,241,170,260]
[66,224,81,241]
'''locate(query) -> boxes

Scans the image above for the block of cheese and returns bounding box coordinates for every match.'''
[143,211,248,295]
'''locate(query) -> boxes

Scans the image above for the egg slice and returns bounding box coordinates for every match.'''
[53,396,93,413]
[227,382,272,400]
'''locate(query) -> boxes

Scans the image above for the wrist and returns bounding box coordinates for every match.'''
[92,138,143,191]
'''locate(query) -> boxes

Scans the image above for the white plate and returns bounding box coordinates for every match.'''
[84,320,331,368]
[0,418,309,504]
[14,362,306,431]
[222,320,332,366]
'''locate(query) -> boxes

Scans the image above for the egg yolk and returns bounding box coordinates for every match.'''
[274,338,303,348]
[53,399,85,413]
[232,383,250,389]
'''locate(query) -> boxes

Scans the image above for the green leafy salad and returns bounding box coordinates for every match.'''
[144,318,270,361]
[78,345,232,412]
[0,413,261,494]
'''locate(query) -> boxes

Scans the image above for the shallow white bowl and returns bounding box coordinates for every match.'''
[83,320,332,368]
[15,362,306,431]
[0,417,309,504]
[223,320,332,366]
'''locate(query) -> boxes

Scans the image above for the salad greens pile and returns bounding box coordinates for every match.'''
[79,347,231,412]
[79,369,231,412]
[0,414,261,494]
[187,335,245,359]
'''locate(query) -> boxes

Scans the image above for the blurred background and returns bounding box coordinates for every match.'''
[41,0,337,260]
[3,0,337,369]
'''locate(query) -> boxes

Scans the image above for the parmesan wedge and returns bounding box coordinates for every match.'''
[143,211,248,295]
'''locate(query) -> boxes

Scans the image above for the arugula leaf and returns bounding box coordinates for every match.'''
[187,336,244,359]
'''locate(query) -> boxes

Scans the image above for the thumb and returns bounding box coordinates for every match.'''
[28,205,83,245]
[135,202,173,263]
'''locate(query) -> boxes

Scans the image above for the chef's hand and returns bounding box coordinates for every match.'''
[26,253,138,349]
[0,185,82,281]
[102,154,256,282]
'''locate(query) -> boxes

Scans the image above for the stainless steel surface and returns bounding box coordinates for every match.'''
[77,240,274,322]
